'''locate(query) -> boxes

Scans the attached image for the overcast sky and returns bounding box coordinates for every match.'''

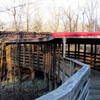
[0,0,99,24]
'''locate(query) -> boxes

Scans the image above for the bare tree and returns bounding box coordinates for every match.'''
[1,0,25,31]
[50,11,60,32]
[5,0,20,31]
[46,0,61,32]
[26,0,29,32]
[12,5,18,31]
[12,0,25,31]
[32,16,43,32]
[83,0,98,32]
[0,21,5,31]
[62,9,79,32]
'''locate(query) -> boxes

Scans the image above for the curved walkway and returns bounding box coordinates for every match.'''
[36,57,90,100]
[89,69,100,100]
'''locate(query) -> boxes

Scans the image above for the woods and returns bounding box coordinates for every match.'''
[0,0,99,32]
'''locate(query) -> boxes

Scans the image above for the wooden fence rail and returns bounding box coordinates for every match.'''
[36,57,90,100]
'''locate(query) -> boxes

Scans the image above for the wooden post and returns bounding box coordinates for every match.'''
[1,43,7,82]
[53,43,56,88]
[30,44,35,81]
[37,44,39,69]
[75,44,77,59]
[63,37,66,58]
[94,44,97,67]
[44,43,46,83]
[0,44,4,82]
[78,44,80,59]
[68,44,70,57]
[84,44,86,63]
[91,44,93,65]
[23,44,25,70]
[57,43,61,86]
[49,43,52,91]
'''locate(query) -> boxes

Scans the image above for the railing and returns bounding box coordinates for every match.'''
[66,51,100,67]
[0,32,52,43]
[36,57,90,100]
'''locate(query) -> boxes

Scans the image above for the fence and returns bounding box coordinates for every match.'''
[36,57,90,100]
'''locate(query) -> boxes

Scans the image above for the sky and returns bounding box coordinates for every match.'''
[0,0,100,26]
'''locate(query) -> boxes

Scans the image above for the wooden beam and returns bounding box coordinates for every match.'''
[78,44,80,59]
[68,44,70,57]
[94,44,97,67]
[84,44,86,62]
[75,44,77,59]
[62,37,66,58]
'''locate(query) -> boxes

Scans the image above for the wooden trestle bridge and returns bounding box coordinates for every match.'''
[0,31,100,100]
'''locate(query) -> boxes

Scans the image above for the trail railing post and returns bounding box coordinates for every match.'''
[63,37,66,58]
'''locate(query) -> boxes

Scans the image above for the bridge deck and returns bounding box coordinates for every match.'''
[89,69,100,100]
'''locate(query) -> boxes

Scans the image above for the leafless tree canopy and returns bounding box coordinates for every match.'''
[0,0,99,32]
